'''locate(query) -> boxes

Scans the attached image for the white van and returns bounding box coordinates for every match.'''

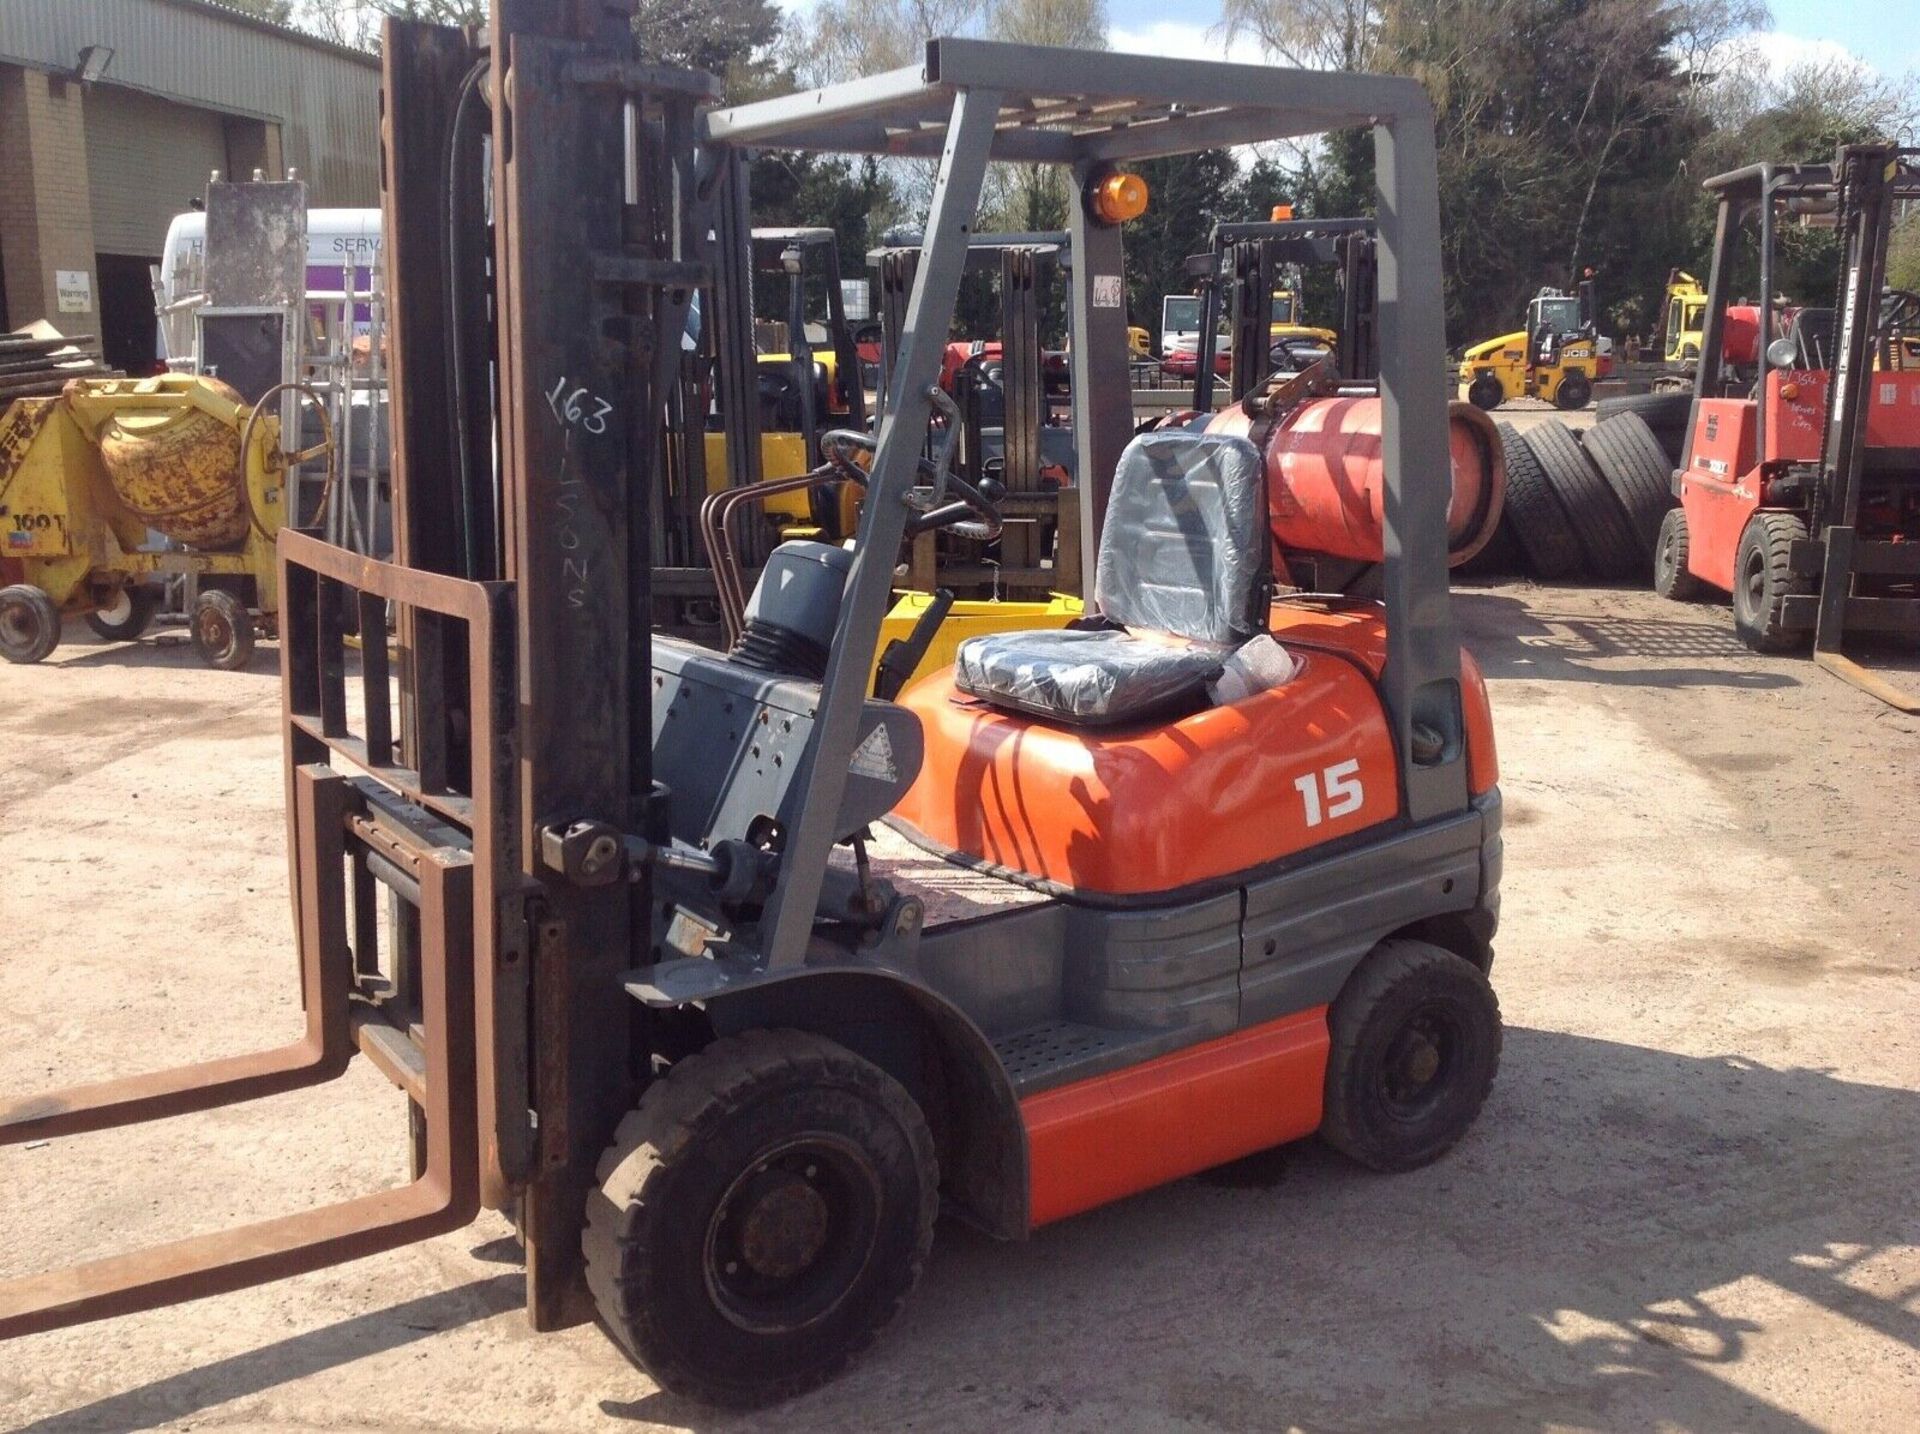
[156,207,383,363]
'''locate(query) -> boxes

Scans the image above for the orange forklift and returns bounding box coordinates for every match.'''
[0,13,1507,1410]
[1656,144,1920,708]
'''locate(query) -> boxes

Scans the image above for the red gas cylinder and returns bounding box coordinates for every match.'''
[1724,305,1762,366]
[1206,396,1505,566]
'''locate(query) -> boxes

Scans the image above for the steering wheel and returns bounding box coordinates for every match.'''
[820,387,1004,542]
[1880,288,1920,335]
[239,381,337,539]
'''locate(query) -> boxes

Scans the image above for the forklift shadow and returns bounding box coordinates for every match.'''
[13,1275,528,1434]
[640,1027,1919,1433]
[1455,591,1801,691]
[19,1032,1916,1431]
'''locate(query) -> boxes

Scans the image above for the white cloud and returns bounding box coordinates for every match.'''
[1734,30,1878,82]
[1107,20,1271,69]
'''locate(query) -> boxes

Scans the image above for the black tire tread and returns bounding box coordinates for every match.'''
[0,583,61,664]
[583,1029,938,1408]
[1496,422,1583,579]
[1733,511,1811,653]
[192,590,254,670]
[1595,391,1692,467]
[1321,940,1503,1172]
[1582,412,1675,555]
[1652,507,1709,601]
[1522,419,1641,578]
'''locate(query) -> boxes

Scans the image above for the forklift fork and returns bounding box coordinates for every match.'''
[0,530,513,1339]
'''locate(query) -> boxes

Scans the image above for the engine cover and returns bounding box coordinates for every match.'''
[652,635,923,851]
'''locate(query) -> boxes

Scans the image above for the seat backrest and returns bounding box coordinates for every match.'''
[1093,430,1266,644]
[1792,307,1835,370]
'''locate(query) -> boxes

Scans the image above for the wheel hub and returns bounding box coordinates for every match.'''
[98,590,132,624]
[1381,1011,1454,1115]
[703,1135,883,1334]
[737,1171,831,1279]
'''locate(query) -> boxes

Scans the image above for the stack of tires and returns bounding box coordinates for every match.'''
[1493,409,1678,582]
[1593,391,1693,468]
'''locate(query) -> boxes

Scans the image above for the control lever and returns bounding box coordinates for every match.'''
[873,587,955,701]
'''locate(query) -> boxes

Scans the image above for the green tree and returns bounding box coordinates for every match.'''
[632,0,783,92]
[1890,212,1920,294]
[1123,148,1244,340]
[1227,0,1720,346]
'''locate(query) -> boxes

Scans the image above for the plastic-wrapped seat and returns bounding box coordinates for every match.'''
[953,429,1267,726]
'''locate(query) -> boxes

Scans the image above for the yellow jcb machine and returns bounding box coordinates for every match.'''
[1458,274,1600,411]
[0,374,330,668]
[1658,268,1708,369]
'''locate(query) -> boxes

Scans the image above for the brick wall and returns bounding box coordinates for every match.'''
[0,63,98,334]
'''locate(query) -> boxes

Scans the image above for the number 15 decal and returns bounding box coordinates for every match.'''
[1294,759,1364,828]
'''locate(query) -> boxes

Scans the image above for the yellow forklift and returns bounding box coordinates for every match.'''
[1,16,1504,1412]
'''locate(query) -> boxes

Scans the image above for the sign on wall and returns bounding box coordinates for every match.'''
[55,270,92,313]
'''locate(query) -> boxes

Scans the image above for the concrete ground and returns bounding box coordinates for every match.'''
[2,578,1917,1434]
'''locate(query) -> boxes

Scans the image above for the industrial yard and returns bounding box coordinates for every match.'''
[3,578,1916,1432]
[5,0,1920,1427]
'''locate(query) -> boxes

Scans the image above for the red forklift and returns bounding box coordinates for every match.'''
[1,12,1507,1411]
[1657,144,1920,708]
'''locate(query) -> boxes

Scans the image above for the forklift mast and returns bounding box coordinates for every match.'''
[1190,216,1378,410]
[1681,144,1920,704]
[872,231,1080,596]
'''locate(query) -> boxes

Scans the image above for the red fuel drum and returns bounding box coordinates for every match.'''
[1206,396,1506,566]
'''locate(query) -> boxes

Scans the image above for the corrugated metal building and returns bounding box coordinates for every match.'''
[0,0,379,371]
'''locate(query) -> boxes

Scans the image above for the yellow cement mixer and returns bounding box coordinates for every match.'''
[0,374,331,668]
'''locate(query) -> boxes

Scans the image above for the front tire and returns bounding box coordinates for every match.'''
[1466,373,1504,411]
[1321,940,1502,1172]
[584,1030,938,1408]
[0,583,61,664]
[1732,511,1810,653]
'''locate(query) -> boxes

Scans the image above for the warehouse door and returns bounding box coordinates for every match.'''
[85,86,230,372]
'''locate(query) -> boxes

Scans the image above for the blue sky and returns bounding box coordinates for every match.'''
[1767,0,1919,70]
[772,0,1915,79]
[1099,0,1916,75]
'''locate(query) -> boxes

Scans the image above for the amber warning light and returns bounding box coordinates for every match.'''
[1092,171,1149,225]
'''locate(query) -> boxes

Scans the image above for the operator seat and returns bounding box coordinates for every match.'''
[1790,307,1835,370]
[952,429,1268,725]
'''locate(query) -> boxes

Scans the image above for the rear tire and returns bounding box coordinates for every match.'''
[191,589,255,670]
[1553,371,1593,410]
[1731,511,1810,653]
[1496,423,1583,580]
[583,1030,938,1408]
[1652,508,1708,601]
[0,583,61,664]
[1522,420,1641,579]
[1581,411,1674,556]
[1321,940,1502,1173]
[1466,373,1504,411]
[85,585,161,642]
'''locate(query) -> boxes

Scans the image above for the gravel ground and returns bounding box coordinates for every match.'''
[2,580,1917,1434]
